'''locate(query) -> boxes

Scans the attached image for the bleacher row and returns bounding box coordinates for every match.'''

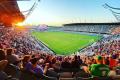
[62,25,119,34]
[4,64,119,80]
[81,34,120,56]
[0,26,120,80]
[111,27,120,34]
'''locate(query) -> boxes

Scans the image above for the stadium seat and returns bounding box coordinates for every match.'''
[93,76,113,80]
[46,69,59,78]
[42,75,57,80]
[4,64,21,79]
[60,68,79,72]
[20,69,57,80]
[111,75,120,80]
[116,68,120,75]
[76,77,91,80]
[59,72,73,78]
[59,78,76,80]
[74,70,91,78]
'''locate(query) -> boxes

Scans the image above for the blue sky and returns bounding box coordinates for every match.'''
[18,0,120,26]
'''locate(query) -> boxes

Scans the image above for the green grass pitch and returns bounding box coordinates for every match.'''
[32,31,101,55]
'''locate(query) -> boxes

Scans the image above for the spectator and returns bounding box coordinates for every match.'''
[6,48,20,65]
[22,55,31,69]
[30,58,48,75]
[0,49,8,80]
[109,55,117,69]
[61,57,71,69]
[0,60,8,80]
[89,55,110,77]
[0,49,6,61]
[71,55,80,69]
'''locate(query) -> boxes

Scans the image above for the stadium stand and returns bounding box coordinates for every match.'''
[81,34,120,56]
[112,26,120,34]
[0,25,120,80]
[63,23,120,34]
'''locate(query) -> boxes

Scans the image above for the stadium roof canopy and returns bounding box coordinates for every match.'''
[63,22,120,26]
[0,0,25,26]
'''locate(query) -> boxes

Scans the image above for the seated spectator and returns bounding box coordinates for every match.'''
[61,57,71,69]
[22,55,31,69]
[0,70,8,80]
[78,55,83,65]
[30,58,48,75]
[108,67,117,77]
[89,55,110,77]
[38,59,45,68]
[0,49,8,71]
[109,55,117,69]
[46,57,59,77]
[51,57,59,70]
[0,49,8,80]
[0,49,6,61]
[108,67,120,79]
[104,56,109,66]
[6,48,20,65]
[71,55,81,69]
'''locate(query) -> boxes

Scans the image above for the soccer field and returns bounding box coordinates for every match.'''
[32,31,101,55]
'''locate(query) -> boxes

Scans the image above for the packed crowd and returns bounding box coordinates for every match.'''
[112,27,120,34]
[0,27,42,55]
[0,27,120,80]
[84,34,120,56]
